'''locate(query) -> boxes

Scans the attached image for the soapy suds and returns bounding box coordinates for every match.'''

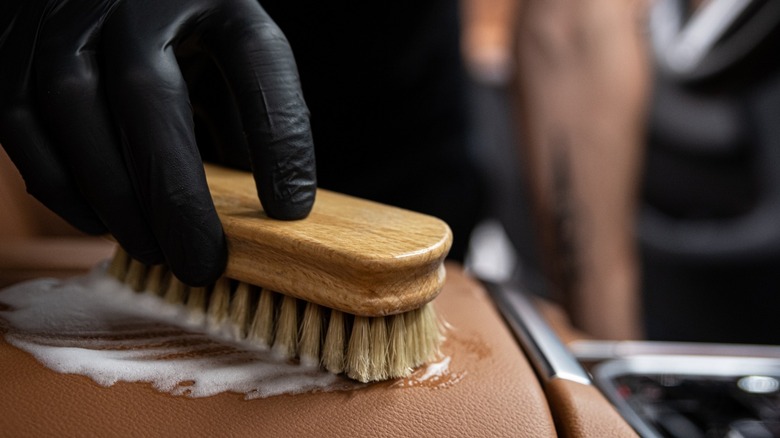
[391,355,466,389]
[0,264,362,399]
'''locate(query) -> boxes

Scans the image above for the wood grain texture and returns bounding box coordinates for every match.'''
[205,164,453,316]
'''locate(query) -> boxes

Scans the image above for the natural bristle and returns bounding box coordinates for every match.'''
[388,314,410,378]
[228,282,252,340]
[298,302,323,367]
[125,260,147,292]
[273,295,298,359]
[108,248,442,382]
[368,317,389,381]
[322,310,346,374]
[164,276,187,305]
[143,265,166,295]
[186,286,207,319]
[207,278,231,329]
[346,316,371,382]
[248,288,275,348]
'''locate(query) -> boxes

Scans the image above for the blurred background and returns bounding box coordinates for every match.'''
[463,0,780,345]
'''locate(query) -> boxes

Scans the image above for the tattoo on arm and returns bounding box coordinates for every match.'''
[548,132,582,303]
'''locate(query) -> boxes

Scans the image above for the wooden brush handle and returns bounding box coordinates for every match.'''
[204,164,452,316]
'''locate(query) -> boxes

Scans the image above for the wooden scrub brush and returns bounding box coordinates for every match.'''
[107,164,452,383]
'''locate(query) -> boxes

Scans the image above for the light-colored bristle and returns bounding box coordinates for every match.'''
[207,277,231,328]
[322,310,346,374]
[125,259,148,292]
[345,316,371,382]
[143,265,167,295]
[402,303,441,369]
[228,282,253,339]
[272,295,298,359]
[163,275,187,304]
[404,308,422,366]
[186,286,207,315]
[387,314,410,378]
[368,317,389,381]
[298,302,323,367]
[420,303,442,358]
[247,288,275,348]
[110,251,444,383]
[107,248,130,280]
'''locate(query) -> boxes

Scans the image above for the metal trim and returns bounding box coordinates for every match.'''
[483,281,591,385]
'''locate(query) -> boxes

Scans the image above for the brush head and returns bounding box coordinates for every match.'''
[110,251,442,382]
[107,164,451,382]
[205,164,453,317]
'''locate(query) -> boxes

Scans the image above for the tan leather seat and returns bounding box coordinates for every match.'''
[0,148,115,286]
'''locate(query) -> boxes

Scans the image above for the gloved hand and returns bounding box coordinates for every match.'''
[0,0,316,286]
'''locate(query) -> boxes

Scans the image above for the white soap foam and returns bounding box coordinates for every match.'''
[0,263,361,399]
[419,356,452,381]
[391,355,466,389]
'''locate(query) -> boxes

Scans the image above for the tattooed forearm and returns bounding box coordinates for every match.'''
[540,130,589,311]
[550,134,579,302]
[513,0,648,339]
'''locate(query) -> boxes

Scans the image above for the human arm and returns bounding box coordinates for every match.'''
[513,0,650,339]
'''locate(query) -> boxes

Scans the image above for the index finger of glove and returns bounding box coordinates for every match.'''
[200,1,316,220]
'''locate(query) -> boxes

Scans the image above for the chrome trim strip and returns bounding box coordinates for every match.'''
[484,281,591,385]
[571,339,780,363]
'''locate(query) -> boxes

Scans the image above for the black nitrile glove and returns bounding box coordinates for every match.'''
[0,0,316,286]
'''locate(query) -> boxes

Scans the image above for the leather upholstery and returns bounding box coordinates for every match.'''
[545,379,637,438]
[0,239,115,287]
[0,146,115,287]
[0,147,85,239]
[0,265,558,437]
